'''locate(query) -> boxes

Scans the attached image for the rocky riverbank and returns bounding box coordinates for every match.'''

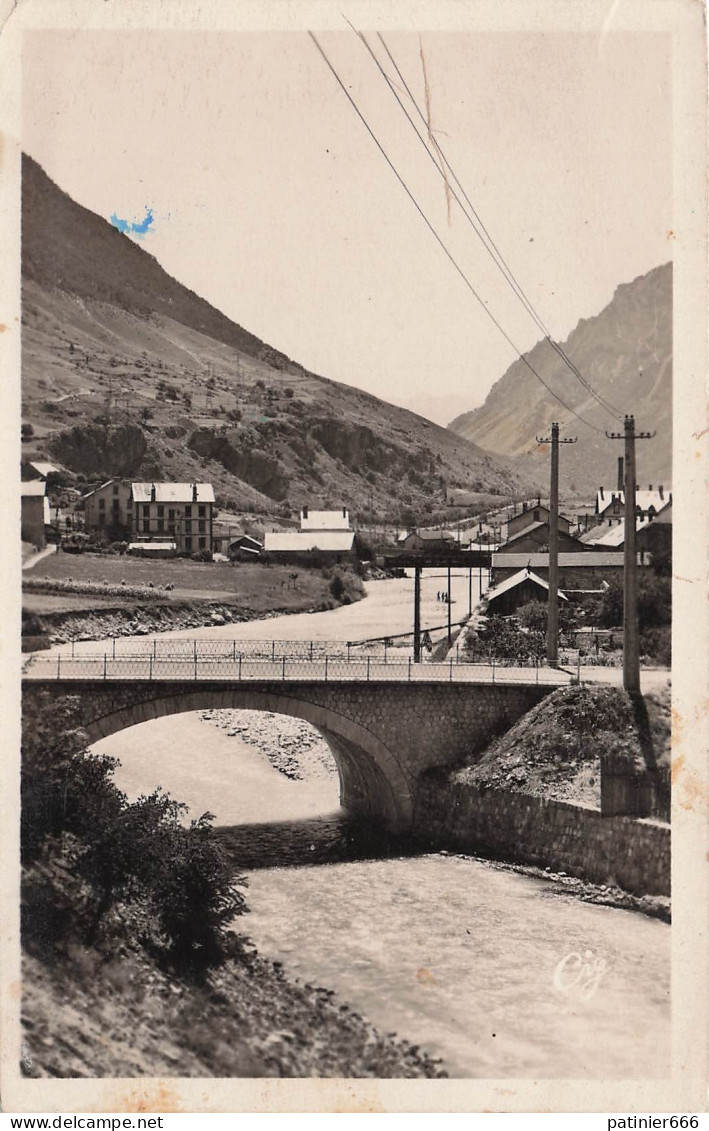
[23,599,327,647]
[198,709,338,783]
[22,943,447,1079]
[434,851,671,922]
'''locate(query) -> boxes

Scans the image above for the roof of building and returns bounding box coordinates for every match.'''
[82,480,117,500]
[131,482,215,504]
[596,487,672,516]
[492,551,638,569]
[587,517,653,548]
[500,522,580,550]
[577,525,616,545]
[21,481,47,497]
[485,567,568,604]
[501,521,546,543]
[29,461,60,478]
[229,535,264,549]
[264,531,355,553]
[300,509,351,531]
[405,528,456,542]
[230,544,261,556]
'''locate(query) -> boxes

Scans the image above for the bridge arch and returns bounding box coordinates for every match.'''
[82,688,414,829]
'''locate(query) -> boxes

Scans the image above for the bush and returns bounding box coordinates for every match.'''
[640,626,671,666]
[61,533,91,554]
[464,616,542,663]
[190,549,213,563]
[597,574,671,631]
[21,693,247,971]
[327,567,364,607]
[329,573,345,602]
[21,423,34,441]
[515,600,580,637]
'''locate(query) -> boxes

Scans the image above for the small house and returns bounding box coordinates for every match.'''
[484,567,568,617]
[228,534,264,560]
[400,529,456,552]
[506,501,571,541]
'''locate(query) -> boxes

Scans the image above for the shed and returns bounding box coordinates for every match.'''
[484,567,568,617]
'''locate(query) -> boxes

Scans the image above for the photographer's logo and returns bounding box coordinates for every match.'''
[553,950,609,1001]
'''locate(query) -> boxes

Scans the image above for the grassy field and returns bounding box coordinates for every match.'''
[24,552,345,613]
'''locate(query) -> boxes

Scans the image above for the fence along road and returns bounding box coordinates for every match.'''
[23,638,574,686]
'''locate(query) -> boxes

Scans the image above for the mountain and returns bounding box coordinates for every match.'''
[21,154,526,520]
[448,263,672,497]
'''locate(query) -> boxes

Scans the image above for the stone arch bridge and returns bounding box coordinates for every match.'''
[23,672,559,831]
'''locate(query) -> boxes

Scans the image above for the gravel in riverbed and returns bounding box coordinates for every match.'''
[198,709,338,783]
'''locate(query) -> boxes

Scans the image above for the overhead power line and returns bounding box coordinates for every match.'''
[361,27,625,424]
[308,31,604,434]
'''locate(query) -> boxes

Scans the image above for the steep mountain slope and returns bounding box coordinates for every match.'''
[21,154,525,518]
[449,263,672,495]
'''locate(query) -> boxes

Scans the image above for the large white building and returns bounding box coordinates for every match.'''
[84,480,215,553]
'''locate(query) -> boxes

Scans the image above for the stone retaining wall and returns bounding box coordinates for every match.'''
[414,777,670,896]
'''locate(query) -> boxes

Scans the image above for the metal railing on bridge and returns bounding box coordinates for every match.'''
[22,638,575,687]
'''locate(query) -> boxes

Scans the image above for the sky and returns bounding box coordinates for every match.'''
[21,23,672,425]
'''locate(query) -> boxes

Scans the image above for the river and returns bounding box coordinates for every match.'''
[51,568,486,656]
[89,573,670,1078]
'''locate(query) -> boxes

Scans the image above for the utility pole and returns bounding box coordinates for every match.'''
[413,565,422,663]
[447,564,452,644]
[536,422,577,665]
[605,413,655,693]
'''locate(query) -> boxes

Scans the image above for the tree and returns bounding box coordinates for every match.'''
[21,693,248,970]
[21,423,34,441]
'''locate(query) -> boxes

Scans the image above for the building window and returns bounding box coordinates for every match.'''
[113,484,119,495]
[143,520,150,533]
[98,513,105,526]
[143,504,150,518]
[533,509,540,522]
[185,505,192,517]
[198,520,206,533]
[198,537,206,549]
[168,524,175,534]
[168,509,175,520]
[112,498,120,511]
[198,505,206,517]
[185,519,192,533]
[99,498,106,510]
[157,505,164,517]
[185,536,192,551]
[157,519,164,532]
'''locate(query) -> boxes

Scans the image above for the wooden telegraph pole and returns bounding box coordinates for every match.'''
[605,414,655,692]
[536,422,576,665]
[413,565,422,663]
